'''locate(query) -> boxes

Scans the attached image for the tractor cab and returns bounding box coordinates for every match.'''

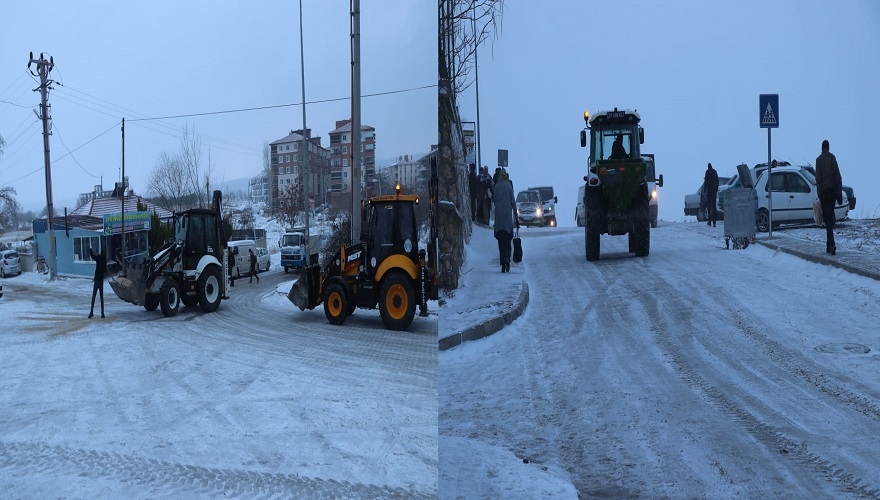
[580,108,644,167]
[362,194,419,277]
[175,208,222,271]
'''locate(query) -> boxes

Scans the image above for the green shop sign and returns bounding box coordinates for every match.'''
[103,211,151,235]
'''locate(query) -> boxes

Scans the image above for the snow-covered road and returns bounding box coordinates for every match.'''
[0,267,438,498]
[441,224,880,498]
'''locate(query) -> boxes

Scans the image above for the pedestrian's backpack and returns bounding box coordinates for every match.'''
[512,228,523,263]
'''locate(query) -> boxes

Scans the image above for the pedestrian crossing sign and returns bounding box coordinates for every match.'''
[759,94,779,128]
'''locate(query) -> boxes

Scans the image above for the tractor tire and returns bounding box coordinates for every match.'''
[198,265,222,313]
[651,216,658,229]
[634,215,650,257]
[628,230,636,254]
[159,279,180,317]
[323,281,349,325]
[757,209,770,233]
[585,221,600,262]
[181,294,199,308]
[144,293,159,311]
[379,271,416,331]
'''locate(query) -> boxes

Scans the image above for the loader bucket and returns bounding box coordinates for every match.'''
[288,264,320,311]
[109,254,149,306]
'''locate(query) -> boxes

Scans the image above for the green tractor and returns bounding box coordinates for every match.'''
[579,108,661,261]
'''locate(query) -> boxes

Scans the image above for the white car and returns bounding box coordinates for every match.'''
[754,165,848,232]
[575,185,585,227]
[0,250,22,278]
[256,247,270,272]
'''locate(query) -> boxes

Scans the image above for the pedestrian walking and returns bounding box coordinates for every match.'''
[248,248,260,283]
[468,163,478,221]
[815,139,843,255]
[480,166,494,225]
[88,246,106,318]
[704,162,719,227]
[492,169,517,273]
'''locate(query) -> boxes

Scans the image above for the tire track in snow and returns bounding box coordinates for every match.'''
[0,440,433,499]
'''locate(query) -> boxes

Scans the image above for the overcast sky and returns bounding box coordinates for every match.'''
[0,1,435,213]
[458,0,880,225]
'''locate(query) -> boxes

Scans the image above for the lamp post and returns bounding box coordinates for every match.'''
[471,12,482,174]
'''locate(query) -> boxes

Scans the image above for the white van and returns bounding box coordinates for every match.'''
[228,239,257,276]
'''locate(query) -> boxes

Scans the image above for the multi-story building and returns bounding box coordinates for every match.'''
[381,146,437,196]
[248,174,269,207]
[327,119,376,210]
[269,129,330,213]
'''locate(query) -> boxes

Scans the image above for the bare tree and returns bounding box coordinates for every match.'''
[0,187,20,233]
[0,133,6,158]
[274,183,306,231]
[147,152,189,212]
[179,124,204,207]
[441,0,504,96]
[203,145,215,206]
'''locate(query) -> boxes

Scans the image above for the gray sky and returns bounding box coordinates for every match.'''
[459,0,880,225]
[0,1,435,213]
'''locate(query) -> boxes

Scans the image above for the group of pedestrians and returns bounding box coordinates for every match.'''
[468,164,496,225]
[701,139,843,255]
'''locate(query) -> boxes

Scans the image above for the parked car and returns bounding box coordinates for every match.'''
[0,250,22,278]
[575,185,585,227]
[754,165,848,232]
[256,247,270,272]
[684,176,731,221]
[516,189,544,227]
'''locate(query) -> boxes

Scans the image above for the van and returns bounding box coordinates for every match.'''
[227,240,257,276]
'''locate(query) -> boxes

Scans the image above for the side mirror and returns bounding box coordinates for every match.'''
[657,174,664,188]
[580,130,586,148]
[554,196,558,203]
[639,127,644,144]
[583,175,588,182]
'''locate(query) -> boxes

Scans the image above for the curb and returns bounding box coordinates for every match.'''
[755,239,880,282]
[438,281,529,351]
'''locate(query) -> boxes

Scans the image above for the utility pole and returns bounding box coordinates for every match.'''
[299,0,310,250]
[121,117,126,258]
[350,0,362,243]
[28,52,57,280]
[472,11,483,176]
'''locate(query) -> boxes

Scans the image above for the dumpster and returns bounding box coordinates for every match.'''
[723,163,757,250]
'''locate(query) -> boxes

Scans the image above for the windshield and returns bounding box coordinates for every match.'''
[800,168,817,185]
[591,126,637,161]
[281,234,303,247]
[517,191,539,204]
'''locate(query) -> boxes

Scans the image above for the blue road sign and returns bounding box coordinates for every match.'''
[759,94,779,128]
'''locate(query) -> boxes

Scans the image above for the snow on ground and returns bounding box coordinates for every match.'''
[440,217,880,498]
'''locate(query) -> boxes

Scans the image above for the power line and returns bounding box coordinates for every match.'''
[127,84,437,122]
[53,121,99,178]
[0,100,30,109]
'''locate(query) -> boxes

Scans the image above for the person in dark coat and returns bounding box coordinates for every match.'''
[704,162,719,227]
[468,163,478,221]
[88,247,106,318]
[492,169,517,273]
[480,166,494,225]
[815,139,843,255]
[610,134,627,159]
[248,248,259,283]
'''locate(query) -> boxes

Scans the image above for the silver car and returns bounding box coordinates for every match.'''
[516,190,544,227]
[0,250,22,278]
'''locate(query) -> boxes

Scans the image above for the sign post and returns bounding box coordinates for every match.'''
[759,94,779,238]
[497,149,508,168]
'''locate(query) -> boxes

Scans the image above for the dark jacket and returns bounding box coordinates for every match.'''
[89,248,107,282]
[492,178,517,235]
[468,168,478,198]
[249,251,257,270]
[704,167,719,196]
[815,150,842,203]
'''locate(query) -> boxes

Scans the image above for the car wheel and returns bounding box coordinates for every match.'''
[756,209,770,233]
[0,268,5,278]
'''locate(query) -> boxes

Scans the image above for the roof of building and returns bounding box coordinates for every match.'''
[271,131,307,145]
[329,120,375,134]
[71,195,173,220]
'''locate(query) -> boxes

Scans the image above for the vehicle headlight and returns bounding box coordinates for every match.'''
[651,189,657,199]
[536,207,543,216]
[545,206,553,212]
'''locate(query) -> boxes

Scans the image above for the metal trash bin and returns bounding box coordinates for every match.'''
[723,187,756,249]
